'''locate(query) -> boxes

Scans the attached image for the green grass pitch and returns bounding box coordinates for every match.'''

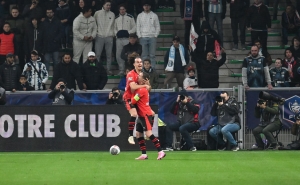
[0,151,299,185]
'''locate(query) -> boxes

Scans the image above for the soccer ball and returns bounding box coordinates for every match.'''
[110,145,120,155]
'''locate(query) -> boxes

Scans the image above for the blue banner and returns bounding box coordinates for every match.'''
[246,90,300,129]
[5,91,221,130]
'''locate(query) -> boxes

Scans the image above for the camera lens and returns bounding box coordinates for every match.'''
[180,95,185,101]
[113,92,119,97]
[60,84,65,89]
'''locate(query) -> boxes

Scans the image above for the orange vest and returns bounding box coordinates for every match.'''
[0,33,14,55]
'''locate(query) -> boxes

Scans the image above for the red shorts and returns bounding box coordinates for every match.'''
[124,99,136,111]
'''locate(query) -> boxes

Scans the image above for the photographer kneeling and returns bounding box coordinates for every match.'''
[166,90,200,151]
[48,78,74,105]
[250,92,282,150]
[106,87,123,105]
[209,91,240,151]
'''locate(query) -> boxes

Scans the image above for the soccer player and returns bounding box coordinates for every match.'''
[131,72,166,160]
[123,55,150,145]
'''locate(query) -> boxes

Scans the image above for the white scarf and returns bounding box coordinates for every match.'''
[165,44,186,71]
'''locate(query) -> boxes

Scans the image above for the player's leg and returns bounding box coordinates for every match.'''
[125,99,138,144]
[135,120,148,160]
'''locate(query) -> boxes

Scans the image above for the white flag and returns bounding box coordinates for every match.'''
[189,23,198,51]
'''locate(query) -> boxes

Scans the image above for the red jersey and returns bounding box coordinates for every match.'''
[123,69,139,100]
[131,87,153,117]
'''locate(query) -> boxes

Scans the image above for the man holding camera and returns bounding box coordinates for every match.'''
[167,90,200,151]
[250,92,281,150]
[106,87,123,105]
[48,78,74,105]
[209,91,240,151]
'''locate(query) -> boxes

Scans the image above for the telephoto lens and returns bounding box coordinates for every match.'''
[60,84,65,89]
[215,96,223,102]
[113,92,119,97]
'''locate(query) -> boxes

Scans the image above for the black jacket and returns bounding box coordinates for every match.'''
[82,60,108,90]
[56,3,72,25]
[17,81,35,91]
[22,4,44,22]
[106,95,124,105]
[164,46,190,74]
[247,4,271,29]
[226,0,249,18]
[199,53,226,88]
[0,62,21,91]
[180,0,203,19]
[50,61,84,90]
[42,17,63,53]
[23,22,43,56]
[121,42,142,62]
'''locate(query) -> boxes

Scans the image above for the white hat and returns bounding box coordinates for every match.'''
[87,51,96,57]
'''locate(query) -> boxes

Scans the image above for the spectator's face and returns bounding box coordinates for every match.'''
[129,37,137,44]
[103,2,111,11]
[134,58,143,71]
[275,60,282,68]
[63,55,72,63]
[11,9,19,17]
[88,56,96,62]
[251,46,259,57]
[286,6,293,14]
[19,77,27,84]
[255,42,261,49]
[46,10,54,19]
[173,40,179,48]
[6,56,14,64]
[294,39,300,47]
[285,50,293,59]
[119,6,126,15]
[3,24,10,32]
[79,0,84,8]
[31,54,38,61]
[188,70,195,77]
[32,19,37,26]
[143,4,151,12]
[220,92,229,101]
[59,1,65,6]
[143,61,151,70]
[206,52,214,61]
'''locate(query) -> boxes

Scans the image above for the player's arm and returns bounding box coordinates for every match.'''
[129,82,149,93]
[131,90,142,105]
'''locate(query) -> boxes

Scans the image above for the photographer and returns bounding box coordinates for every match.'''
[106,87,123,105]
[209,91,240,151]
[166,90,200,151]
[250,92,281,150]
[48,78,74,105]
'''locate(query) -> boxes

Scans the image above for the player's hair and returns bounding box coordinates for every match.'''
[127,52,140,69]
[141,72,150,80]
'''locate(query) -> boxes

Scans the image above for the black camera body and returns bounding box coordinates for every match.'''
[180,95,185,101]
[60,84,65,90]
[215,96,224,103]
[257,99,265,105]
[112,92,119,98]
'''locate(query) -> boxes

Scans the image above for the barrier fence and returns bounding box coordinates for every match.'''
[1,86,300,150]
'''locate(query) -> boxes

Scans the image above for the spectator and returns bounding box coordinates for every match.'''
[180,0,202,48]
[210,91,241,151]
[198,49,226,88]
[94,0,115,75]
[166,90,200,151]
[121,33,142,70]
[282,48,300,87]
[192,21,220,76]
[246,0,271,49]
[289,36,300,60]
[106,87,123,104]
[72,6,97,64]
[250,40,272,66]
[264,0,289,21]
[17,74,35,91]
[0,53,21,92]
[56,0,72,49]
[42,8,63,71]
[114,4,136,76]
[269,58,290,87]
[208,0,226,46]
[281,5,300,46]
[183,66,198,90]
[242,45,273,90]
[71,0,86,21]
[5,6,26,69]
[82,51,108,90]
[143,58,159,89]
[50,53,85,90]
[23,17,44,62]
[226,0,249,50]
[0,22,17,65]
[118,68,130,91]
[137,0,160,69]
[48,78,74,105]
[163,36,189,89]
[110,0,127,16]
[22,0,45,22]
[22,50,48,90]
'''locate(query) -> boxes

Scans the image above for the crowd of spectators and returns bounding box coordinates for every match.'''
[1,0,300,92]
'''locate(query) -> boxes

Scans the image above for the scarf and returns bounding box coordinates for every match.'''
[184,0,193,20]
[285,57,295,78]
[165,44,186,71]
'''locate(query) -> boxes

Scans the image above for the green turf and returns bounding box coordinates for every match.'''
[0,151,299,185]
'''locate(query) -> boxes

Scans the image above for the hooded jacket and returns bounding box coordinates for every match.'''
[23,20,43,56]
[82,59,108,90]
[94,8,115,37]
[42,17,63,53]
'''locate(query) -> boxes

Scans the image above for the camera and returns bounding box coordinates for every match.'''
[257,99,265,105]
[215,96,224,102]
[180,95,185,101]
[60,84,65,90]
[259,91,285,104]
[112,92,119,98]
